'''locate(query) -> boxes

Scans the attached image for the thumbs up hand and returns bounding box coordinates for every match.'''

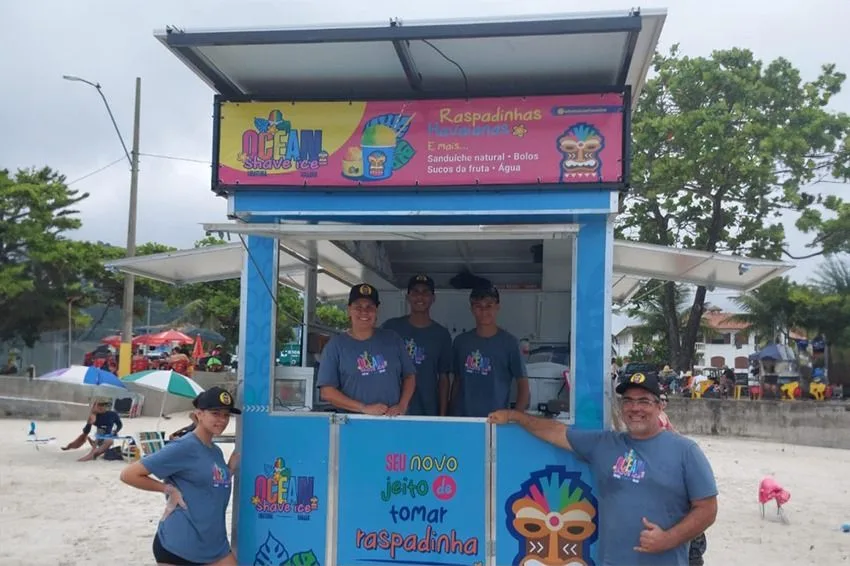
[634,517,672,553]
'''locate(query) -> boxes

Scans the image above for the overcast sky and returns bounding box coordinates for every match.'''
[2,0,848,330]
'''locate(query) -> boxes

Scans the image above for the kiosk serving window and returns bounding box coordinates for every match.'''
[245,223,580,421]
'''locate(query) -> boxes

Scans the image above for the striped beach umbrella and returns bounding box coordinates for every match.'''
[122,370,204,399]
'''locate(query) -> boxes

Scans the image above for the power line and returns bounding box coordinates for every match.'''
[65,151,211,187]
[67,156,126,185]
[140,152,210,165]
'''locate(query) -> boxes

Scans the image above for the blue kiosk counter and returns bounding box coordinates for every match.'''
[153,9,670,565]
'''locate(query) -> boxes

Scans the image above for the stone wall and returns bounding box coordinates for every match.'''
[665,397,850,450]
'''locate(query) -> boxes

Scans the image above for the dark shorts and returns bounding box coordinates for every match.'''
[153,533,204,566]
[689,532,707,566]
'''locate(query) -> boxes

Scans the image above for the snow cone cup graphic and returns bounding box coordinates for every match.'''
[360,124,398,180]
[341,146,363,178]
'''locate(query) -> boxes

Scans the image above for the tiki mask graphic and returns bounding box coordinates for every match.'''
[557,123,604,181]
[506,468,599,566]
[367,151,388,177]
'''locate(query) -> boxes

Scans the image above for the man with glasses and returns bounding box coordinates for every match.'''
[317,283,416,416]
[488,372,717,565]
[382,274,453,416]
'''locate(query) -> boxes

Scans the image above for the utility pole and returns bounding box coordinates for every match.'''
[63,74,141,377]
[118,77,142,377]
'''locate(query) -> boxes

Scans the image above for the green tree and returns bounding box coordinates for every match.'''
[620,46,850,370]
[795,258,850,348]
[624,281,714,369]
[71,240,178,335]
[0,167,89,345]
[165,238,349,347]
[730,277,801,346]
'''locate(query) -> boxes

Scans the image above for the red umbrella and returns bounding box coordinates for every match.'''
[100,335,146,348]
[139,329,194,346]
[192,335,204,361]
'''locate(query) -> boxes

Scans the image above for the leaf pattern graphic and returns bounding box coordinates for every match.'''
[283,550,320,566]
[253,531,289,566]
[393,140,415,170]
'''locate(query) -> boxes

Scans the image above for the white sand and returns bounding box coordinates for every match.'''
[1,418,849,566]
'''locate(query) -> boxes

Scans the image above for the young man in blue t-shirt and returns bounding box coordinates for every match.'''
[489,372,718,566]
[382,274,453,416]
[451,285,530,417]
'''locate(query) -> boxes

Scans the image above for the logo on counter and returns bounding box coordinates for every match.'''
[251,457,319,519]
[505,466,599,566]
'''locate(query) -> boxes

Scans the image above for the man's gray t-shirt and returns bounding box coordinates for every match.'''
[382,316,452,416]
[317,329,416,409]
[452,328,526,417]
[566,429,718,566]
[142,432,233,564]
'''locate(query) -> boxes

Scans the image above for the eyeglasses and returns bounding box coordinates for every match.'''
[619,397,658,408]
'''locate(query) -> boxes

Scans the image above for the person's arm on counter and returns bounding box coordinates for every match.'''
[488,409,573,451]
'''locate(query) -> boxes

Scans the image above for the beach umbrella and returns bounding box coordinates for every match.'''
[100,335,146,348]
[38,365,127,391]
[122,369,205,427]
[192,334,204,361]
[139,329,193,346]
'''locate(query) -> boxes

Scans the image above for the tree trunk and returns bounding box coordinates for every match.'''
[678,285,708,371]
[661,281,682,368]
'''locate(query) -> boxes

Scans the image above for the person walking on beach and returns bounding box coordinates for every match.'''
[120,387,240,566]
[489,372,717,565]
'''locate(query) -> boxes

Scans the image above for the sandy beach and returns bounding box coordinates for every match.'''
[1,416,849,566]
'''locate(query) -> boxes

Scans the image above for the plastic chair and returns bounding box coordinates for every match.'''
[137,431,166,456]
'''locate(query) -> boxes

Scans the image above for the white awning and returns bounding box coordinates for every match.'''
[105,242,395,300]
[105,224,793,304]
[612,241,792,294]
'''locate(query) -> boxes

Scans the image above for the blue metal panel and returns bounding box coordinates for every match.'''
[237,415,331,566]
[231,189,615,217]
[494,426,599,566]
[336,418,488,565]
[239,235,278,410]
[572,216,610,430]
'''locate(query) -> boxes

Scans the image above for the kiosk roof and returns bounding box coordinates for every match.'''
[154,9,666,103]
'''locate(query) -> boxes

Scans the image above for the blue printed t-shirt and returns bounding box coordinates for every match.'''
[141,432,233,564]
[566,429,718,566]
[452,328,526,417]
[317,329,417,409]
[381,316,452,416]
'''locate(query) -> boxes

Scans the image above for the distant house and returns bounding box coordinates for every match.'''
[614,308,805,369]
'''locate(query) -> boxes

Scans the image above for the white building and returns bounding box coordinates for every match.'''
[614,309,764,369]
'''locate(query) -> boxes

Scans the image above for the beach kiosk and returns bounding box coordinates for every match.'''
[149,9,673,565]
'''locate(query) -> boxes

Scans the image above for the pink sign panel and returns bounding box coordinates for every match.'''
[217,94,625,188]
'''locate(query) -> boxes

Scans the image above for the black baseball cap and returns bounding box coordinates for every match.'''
[192,386,242,414]
[407,274,435,293]
[616,372,662,398]
[348,283,380,306]
[470,285,500,303]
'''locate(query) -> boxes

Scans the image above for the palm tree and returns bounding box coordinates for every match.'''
[627,282,715,367]
[730,277,798,347]
[812,258,850,295]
